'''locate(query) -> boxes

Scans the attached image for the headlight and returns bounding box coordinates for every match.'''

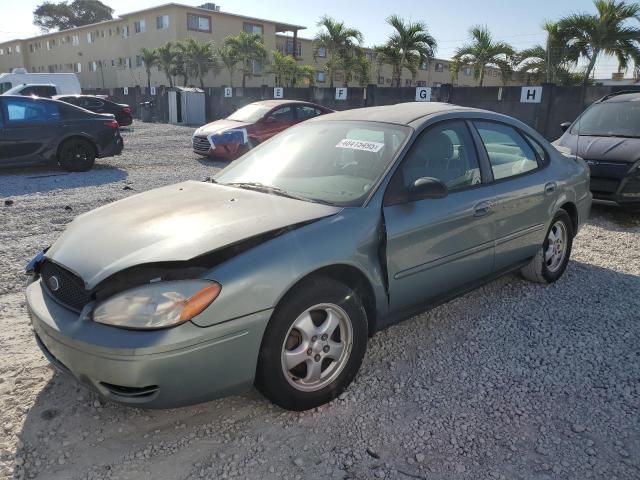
[93,280,221,330]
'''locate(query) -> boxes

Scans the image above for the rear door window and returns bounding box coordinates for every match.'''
[296,105,322,120]
[3,98,60,124]
[473,121,539,181]
[81,97,104,108]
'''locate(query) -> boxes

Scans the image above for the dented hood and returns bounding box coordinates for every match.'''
[46,181,340,288]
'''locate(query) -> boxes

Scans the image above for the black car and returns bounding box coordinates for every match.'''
[0,95,123,171]
[54,94,133,127]
[554,90,640,209]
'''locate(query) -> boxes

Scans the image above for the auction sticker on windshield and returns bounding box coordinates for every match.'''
[336,139,384,153]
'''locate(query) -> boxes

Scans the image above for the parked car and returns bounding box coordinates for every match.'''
[192,99,334,160]
[54,94,133,126]
[25,102,591,410]
[0,70,81,95]
[554,90,640,210]
[0,95,123,171]
[2,83,60,98]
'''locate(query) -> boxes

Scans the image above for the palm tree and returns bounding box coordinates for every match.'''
[173,43,189,86]
[452,26,515,86]
[558,0,640,84]
[139,47,158,91]
[270,50,297,86]
[223,32,268,88]
[218,44,239,86]
[384,15,437,87]
[351,52,371,86]
[313,15,363,87]
[374,45,403,86]
[179,38,219,88]
[294,64,316,87]
[156,42,176,87]
[516,22,579,84]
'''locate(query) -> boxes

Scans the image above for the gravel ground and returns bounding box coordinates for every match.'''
[0,122,639,480]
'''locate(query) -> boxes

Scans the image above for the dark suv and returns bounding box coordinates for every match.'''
[554,90,640,209]
[0,95,123,171]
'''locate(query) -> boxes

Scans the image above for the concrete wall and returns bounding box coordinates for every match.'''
[85,84,640,138]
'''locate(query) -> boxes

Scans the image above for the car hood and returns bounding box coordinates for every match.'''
[195,119,251,136]
[45,181,340,288]
[556,134,640,164]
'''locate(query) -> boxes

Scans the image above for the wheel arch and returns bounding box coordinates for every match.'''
[275,264,378,337]
[559,201,578,236]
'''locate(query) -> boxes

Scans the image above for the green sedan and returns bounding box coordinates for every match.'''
[25,102,592,410]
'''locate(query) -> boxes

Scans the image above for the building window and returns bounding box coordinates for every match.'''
[281,38,301,57]
[87,32,94,43]
[156,15,170,29]
[435,62,444,72]
[187,14,211,32]
[416,80,427,87]
[134,20,146,33]
[243,22,263,35]
[15,45,20,53]
[315,71,325,83]
[0,48,4,55]
[316,46,326,58]
[125,57,131,68]
[75,62,82,73]
[463,66,472,76]
[89,61,97,72]
[251,59,262,75]
[46,40,52,50]
[72,35,79,46]
[377,76,384,85]
[136,55,143,67]
[29,44,34,53]
[419,61,428,70]
[122,25,129,38]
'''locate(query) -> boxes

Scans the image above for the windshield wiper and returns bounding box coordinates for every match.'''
[226,182,315,203]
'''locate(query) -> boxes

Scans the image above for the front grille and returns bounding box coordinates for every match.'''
[39,261,90,312]
[100,382,159,399]
[192,135,211,153]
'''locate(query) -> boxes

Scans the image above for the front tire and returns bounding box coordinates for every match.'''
[255,277,368,411]
[521,210,573,284]
[58,138,96,172]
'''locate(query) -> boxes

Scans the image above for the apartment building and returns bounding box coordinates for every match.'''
[0,3,303,89]
[275,35,514,88]
[0,2,514,90]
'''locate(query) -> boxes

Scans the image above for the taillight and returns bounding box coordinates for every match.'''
[122,107,131,114]
[104,120,119,129]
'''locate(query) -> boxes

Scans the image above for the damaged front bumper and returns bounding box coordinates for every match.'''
[26,278,271,408]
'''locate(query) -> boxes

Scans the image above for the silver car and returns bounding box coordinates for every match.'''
[25,103,592,410]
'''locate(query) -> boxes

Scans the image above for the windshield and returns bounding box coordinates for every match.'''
[571,101,640,137]
[214,121,411,206]
[227,104,272,123]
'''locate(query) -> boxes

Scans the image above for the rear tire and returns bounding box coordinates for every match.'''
[521,210,573,284]
[58,138,96,172]
[255,276,368,411]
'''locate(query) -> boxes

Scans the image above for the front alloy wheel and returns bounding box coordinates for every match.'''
[256,277,368,411]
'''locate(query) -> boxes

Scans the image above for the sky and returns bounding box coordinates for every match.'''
[0,0,633,79]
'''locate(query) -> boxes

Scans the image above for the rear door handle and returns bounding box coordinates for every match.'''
[474,201,493,217]
[544,182,557,195]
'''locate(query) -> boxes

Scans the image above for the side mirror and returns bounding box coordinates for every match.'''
[560,122,572,133]
[409,177,448,201]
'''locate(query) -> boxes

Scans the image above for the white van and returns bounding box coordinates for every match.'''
[0,71,81,95]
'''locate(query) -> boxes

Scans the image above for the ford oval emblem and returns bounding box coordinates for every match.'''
[47,276,60,292]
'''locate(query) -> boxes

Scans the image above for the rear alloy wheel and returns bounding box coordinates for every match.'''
[521,210,573,283]
[256,277,368,410]
[58,138,96,172]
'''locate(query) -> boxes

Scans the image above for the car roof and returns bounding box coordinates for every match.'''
[250,99,321,108]
[600,91,640,103]
[307,102,481,126]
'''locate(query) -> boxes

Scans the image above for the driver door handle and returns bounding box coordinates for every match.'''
[474,201,493,217]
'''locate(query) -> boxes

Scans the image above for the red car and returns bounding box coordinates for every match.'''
[192,100,334,160]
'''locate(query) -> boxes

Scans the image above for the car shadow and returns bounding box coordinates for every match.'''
[195,156,230,170]
[0,165,128,197]
[11,260,639,478]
